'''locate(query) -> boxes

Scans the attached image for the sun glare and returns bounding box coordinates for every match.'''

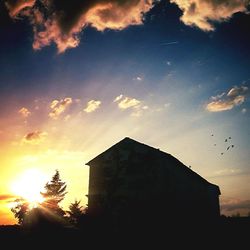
[11,169,47,207]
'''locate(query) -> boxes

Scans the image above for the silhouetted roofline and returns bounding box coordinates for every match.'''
[86,137,144,166]
[86,137,220,192]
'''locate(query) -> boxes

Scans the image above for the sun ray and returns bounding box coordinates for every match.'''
[10,168,47,207]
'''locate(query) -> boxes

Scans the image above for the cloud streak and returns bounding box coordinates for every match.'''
[221,198,250,213]
[206,85,249,112]
[170,0,249,31]
[83,100,101,113]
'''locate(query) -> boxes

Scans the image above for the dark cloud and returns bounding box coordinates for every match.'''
[3,0,250,52]
[4,0,154,53]
[5,0,35,17]
[22,131,47,144]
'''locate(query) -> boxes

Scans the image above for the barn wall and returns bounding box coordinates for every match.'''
[87,140,220,223]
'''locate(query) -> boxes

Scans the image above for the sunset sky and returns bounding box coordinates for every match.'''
[0,0,250,224]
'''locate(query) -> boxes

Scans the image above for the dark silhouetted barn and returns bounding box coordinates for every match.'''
[86,137,220,228]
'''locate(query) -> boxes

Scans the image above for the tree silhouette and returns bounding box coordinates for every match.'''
[10,170,67,227]
[11,198,29,225]
[40,170,67,217]
[67,200,85,226]
[232,212,240,218]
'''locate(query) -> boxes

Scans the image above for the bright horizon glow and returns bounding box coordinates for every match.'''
[10,169,47,206]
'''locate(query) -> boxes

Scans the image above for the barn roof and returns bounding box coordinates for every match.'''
[86,137,220,194]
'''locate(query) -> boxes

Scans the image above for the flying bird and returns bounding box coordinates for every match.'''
[221,152,224,155]
[225,139,227,142]
[231,145,234,148]
[227,146,230,150]
[211,134,214,136]
[229,137,231,139]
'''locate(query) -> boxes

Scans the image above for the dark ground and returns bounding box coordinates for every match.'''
[0,217,249,249]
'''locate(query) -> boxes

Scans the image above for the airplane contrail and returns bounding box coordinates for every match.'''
[160,41,179,46]
[140,41,179,49]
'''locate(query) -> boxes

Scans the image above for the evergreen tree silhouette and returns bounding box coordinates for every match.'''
[40,170,67,217]
[67,200,84,226]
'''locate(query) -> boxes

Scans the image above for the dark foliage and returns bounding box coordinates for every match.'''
[11,198,29,225]
[67,199,86,226]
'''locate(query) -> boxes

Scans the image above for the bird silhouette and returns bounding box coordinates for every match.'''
[209,133,235,156]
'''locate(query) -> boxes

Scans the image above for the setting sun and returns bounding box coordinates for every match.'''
[10,169,47,206]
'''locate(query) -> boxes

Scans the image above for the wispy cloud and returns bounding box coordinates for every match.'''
[49,97,72,119]
[211,92,225,101]
[83,100,101,113]
[133,76,143,81]
[118,97,141,110]
[160,41,178,46]
[214,168,243,177]
[221,198,250,214]
[113,94,123,103]
[18,107,31,118]
[114,96,141,110]
[22,131,48,145]
[241,108,247,114]
[164,103,171,108]
[227,85,249,97]
[64,114,71,121]
[131,105,148,117]
[208,168,250,179]
[170,0,249,31]
[114,94,150,117]
[206,85,249,112]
